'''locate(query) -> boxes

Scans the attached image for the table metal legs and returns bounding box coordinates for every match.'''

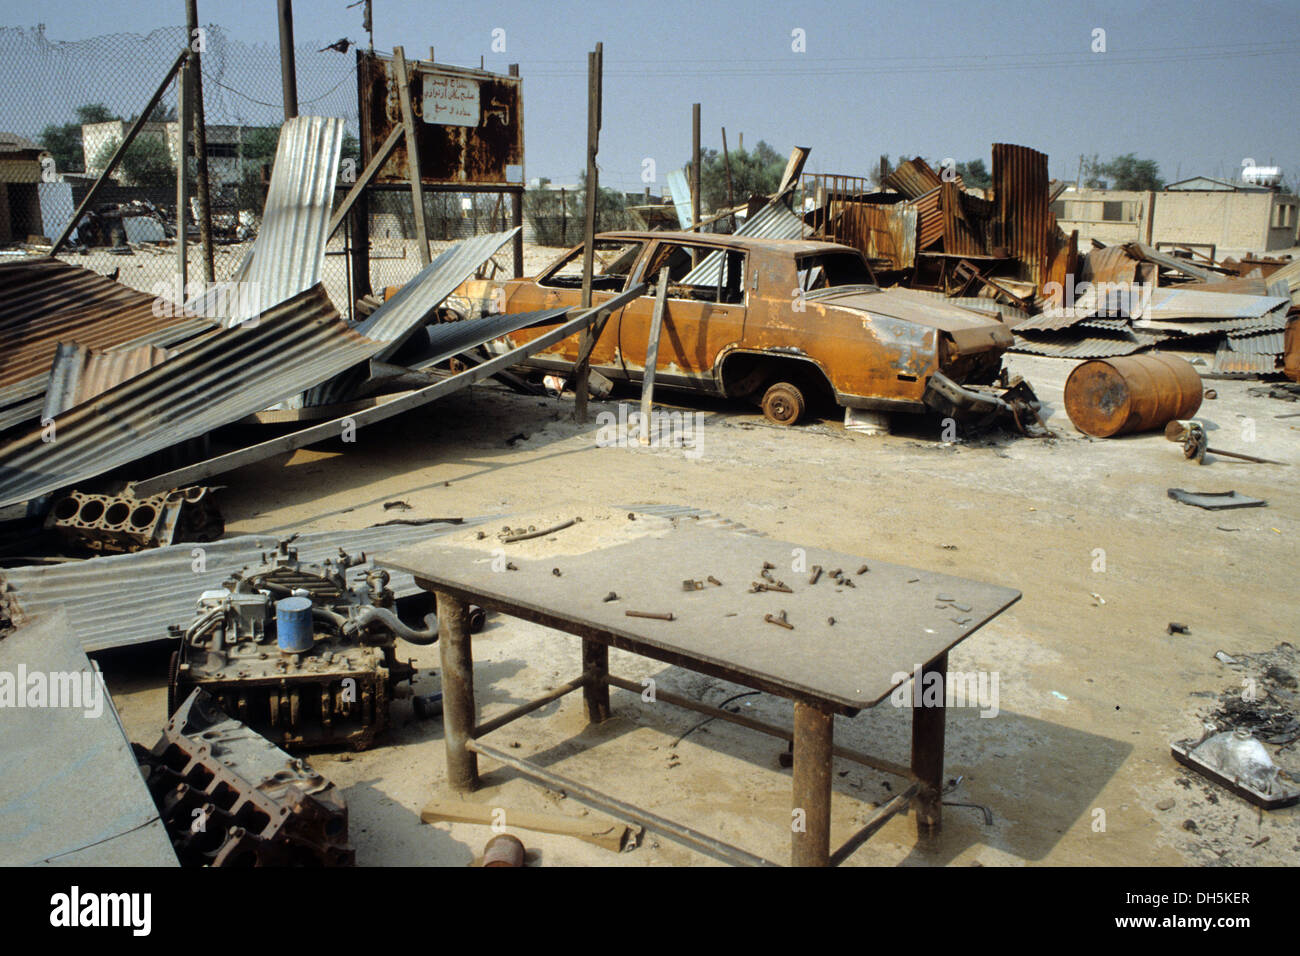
[791,701,834,867]
[582,640,610,723]
[436,590,478,792]
[910,651,948,836]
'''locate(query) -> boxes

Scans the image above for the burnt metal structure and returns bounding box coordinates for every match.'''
[136,689,355,865]
[348,48,526,297]
[168,536,427,750]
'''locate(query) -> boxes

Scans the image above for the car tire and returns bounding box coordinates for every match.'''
[761,382,805,426]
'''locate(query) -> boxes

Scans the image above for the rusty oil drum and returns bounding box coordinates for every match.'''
[1064,354,1203,438]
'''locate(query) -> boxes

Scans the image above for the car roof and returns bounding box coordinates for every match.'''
[597,230,860,257]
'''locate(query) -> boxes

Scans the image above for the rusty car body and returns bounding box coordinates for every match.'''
[463,231,1028,426]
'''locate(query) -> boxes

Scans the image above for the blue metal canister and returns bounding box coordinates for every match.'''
[276,596,315,653]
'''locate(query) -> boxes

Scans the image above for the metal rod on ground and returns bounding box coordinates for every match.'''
[176,56,189,294]
[51,47,190,256]
[393,46,431,267]
[639,267,669,445]
[466,738,778,867]
[277,0,299,119]
[574,42,602,424]
[186,0,214,283]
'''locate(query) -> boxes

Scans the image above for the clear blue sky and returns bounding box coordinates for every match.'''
[4,0,1298,189]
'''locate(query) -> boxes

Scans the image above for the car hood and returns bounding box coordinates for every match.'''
[808,286,1015,354]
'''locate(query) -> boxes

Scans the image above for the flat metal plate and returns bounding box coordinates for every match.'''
[0,609,177,866]
[378,523,1020,711]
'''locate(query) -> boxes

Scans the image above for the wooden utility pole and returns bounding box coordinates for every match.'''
[509,63,523,277]
[393,46,431,266]
[186,0,214,282]
[691,103,701,233]
[277,0,299,119]
[721,126,734,215]
[574,42,602,423]
[176,56,189,294]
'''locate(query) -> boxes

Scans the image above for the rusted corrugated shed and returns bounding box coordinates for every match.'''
[912,186,944,250]
[992,143,1050,288]
[836,202,916,269]
[883,157,944,200]
[0,258,212,417]
[0,285,381,509]
[940,182,983,258]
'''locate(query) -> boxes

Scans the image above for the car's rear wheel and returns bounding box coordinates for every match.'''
[761,382,805,426]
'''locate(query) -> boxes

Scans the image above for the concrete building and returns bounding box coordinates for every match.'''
[0,132,49,243]
[80,121,269,188]
[1053,177,1300,258]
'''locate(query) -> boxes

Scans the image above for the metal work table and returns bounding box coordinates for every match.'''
[378,522,1019,866]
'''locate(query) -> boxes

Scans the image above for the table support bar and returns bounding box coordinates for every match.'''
[829,783,920,867]
[466,738,780,868]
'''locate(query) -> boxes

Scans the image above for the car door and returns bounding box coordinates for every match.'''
[616,241,747,392]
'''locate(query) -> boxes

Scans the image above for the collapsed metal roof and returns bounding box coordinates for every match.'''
[0,257,214,425]
[0,520,484,652]
[0,285,380,509]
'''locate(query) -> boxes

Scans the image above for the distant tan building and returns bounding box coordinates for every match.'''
[1053,177,1299,257]
[0,132,49,243]
[80,120,261,187]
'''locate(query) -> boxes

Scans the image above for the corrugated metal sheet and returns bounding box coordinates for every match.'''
[665,168,694,229]
[992,143,1050,288]
[940,181,983,257]
[41,341,172,420]
[356,228,519,358]
[911,186,944,250]
[883,157,943,200]
[1214,330,1284,375]
[0,608,177,865]
[1010,330,1155,358]
[1080,244,1139,286]
[206,117,343,328]
[1267,257,1300,306]
[1135,312,1288,336]
[0,285,382,509]
[1125,242,1223,283]
[681,202,804,286]
[835,201,916,269]
[412,307,572,370]
[0,257,213,415]
[0,520,485,652]
[1135,287,1289,322]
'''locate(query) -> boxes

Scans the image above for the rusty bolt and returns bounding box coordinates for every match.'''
[764,612,794,631]
[603,591,618,602]
[706,575,722,587]
[856,564,869,575]
[626,610,674,621]
[809,566,823,585]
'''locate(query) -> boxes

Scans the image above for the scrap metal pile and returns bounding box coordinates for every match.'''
[0,115,618,533]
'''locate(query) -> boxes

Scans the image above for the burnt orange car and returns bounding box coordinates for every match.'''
[475,231,1020,426]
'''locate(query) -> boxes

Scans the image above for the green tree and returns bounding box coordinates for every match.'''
[574,169,629,233]
[696,139,785,212]
[93,135,174,187]
[1100,153,1164,191]
[38,103,121,175]
[954,158,991,190]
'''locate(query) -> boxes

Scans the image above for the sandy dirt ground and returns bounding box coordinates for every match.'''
[97,340,1300,868]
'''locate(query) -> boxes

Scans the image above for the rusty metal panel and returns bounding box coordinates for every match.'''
[0,258,213,413]
[992,143,1050,288]
[835,202,916,269]
[1010,330,1155,358]
[940,182,983,257]
[1080,244,1139,286]
[0,285,382,509]
[41,341,172,420]
[1214,329,1285,376]
[911,187,944,250]
[359,51,523,186]
[883,157,943,199]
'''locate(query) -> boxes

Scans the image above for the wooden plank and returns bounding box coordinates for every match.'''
[574,43,603,423]
[327,125,402,240]
[393,46,431,267]
[420,796,636,852]
[638,267,669,445]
